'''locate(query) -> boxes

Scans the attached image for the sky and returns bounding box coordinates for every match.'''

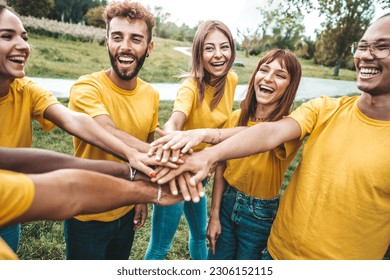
[135,0,390,41]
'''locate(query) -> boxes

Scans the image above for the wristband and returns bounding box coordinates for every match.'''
[127,162,137,181]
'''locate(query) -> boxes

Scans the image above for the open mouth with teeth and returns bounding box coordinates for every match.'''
[259,85,275,94]
[360,67,381,77]
[8,56,26,65]
[211,61,225,68]
[118,56,135,66]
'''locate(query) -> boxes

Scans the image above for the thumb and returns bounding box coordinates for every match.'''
[155,127,166,137]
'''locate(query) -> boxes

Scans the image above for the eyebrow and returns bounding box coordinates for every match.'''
[0,28,27,35]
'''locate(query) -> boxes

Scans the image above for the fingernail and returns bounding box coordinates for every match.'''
[162,145,168,150]
[193,196,200,203]
[199,191,205,197]
[150,172,156,178]
[172,157,177,162]
[155,156,160,161]
[161,158,167,163]
[172,190,178,195]
[185,195,191,201]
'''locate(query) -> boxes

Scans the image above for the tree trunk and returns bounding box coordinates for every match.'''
[332,60,341,77]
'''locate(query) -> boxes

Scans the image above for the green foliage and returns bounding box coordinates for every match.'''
[84,5,105,28]
[10,0,54,18]
[49,0,101,24]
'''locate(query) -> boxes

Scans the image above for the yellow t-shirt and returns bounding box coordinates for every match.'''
[223,110,301,199]
[173,71,237,151]
[69,71,159,222]
[0,170,35,260]
[268,96,390,259]
[0,78,59,147]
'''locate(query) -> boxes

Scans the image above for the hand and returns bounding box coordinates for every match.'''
[153,167,205,203]
[133,204,147,230]
[154,149,215,189]
[128,150,183,179]
[149,128,203,156]
[158,184,185,206]
[207,215,221,255]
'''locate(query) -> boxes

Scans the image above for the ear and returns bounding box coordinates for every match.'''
[146,40,154,57]
[105,36,109,49]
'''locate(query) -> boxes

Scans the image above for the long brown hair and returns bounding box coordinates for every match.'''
[103,0,155,43]
[238,49,301,126]
[185,20,236,110]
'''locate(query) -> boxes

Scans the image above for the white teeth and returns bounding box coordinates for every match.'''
[118,56,134,62]
[8,56,25,63]
[360,67,380,74]
[211,62,224,66]
[260,85,275,93]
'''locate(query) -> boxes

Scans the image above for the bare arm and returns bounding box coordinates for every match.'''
[7,169,182,226]
[156,118,302,186]
[94,114,150,153]
[207,162,226,254]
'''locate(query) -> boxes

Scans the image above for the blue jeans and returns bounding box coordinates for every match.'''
[208,185,279,260]
[64,208,135,260]
[144,196,207,260]
[0,224,20,253]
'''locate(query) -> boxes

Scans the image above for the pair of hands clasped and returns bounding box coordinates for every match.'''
[147,128,215,203]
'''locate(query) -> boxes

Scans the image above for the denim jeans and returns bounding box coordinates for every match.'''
[144,196,207,260]
[208,185,279,260]
[64,208,135,260]
[0,224,20,253]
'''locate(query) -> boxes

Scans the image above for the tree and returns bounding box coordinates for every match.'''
[50,0,101,23]
[237,1,305,57]
[84,5,105,28]
[9,0,54,18]
[287,0,375,76]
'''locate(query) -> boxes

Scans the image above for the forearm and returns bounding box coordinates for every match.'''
[16,170,158,223]
[0,147,130,180]
[202,126,247,144]
[105,125,150,153]
[209,162,226,219]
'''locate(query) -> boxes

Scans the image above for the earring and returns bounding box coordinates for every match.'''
[146,54,149,57]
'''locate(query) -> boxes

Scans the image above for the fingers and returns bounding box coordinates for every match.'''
[183,172,200,203]
[133,204,147,230]
[177,174,191,201]
[168,178,179,196]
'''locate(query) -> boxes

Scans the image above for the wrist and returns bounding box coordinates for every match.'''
[126,162,137,181]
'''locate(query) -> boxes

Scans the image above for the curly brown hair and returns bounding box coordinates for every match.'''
[103,0,155,43]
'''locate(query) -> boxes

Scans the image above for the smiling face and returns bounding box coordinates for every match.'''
[0,9,30,82]
[106,16,152,83]
[254,59,291,107]
[202,29,232,85]
[354,16,390,96]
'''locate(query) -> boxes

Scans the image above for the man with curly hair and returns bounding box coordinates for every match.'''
[67,1,159,260]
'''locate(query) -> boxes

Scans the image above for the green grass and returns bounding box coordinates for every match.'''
[26,34,357,83]
[17,98,303,260]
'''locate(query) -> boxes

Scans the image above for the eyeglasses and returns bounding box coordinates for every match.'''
[351,41,390,59]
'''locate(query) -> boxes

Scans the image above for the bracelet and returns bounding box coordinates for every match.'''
[126,162,137,181]
[217,129,222,143]
[155,185,162,205]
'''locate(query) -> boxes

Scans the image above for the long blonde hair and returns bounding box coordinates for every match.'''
[184,20,236,110]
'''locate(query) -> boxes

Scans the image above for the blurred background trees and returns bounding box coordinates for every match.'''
[5,0,390,76]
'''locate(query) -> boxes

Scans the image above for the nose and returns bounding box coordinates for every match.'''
[214,47,223,58]
[15,36,30,51]
[359,47,376,60]
[120,39,132,52]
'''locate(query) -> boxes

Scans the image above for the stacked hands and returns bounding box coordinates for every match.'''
[147,128,216,203]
